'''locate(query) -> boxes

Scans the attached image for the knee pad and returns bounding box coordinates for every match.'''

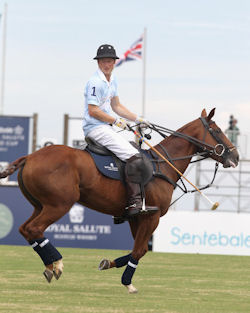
[125,153,153,185]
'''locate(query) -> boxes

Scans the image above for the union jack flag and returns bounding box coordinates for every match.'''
[115,35,143,67]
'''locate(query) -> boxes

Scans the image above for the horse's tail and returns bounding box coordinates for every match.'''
[0,156,27,178]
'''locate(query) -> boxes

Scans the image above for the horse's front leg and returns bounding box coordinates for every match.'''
[99,253,132,270]
[98,218,139,271]
[121,214,160,293]
[99,213,160,293]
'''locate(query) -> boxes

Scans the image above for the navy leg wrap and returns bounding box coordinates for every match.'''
[114,253,131,268]
[121,255,138,286]
[29,237,62,266]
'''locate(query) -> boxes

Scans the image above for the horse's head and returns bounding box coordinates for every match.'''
[198,108,239,168]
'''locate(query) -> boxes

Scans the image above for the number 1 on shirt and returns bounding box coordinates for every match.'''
[91,87,96,96]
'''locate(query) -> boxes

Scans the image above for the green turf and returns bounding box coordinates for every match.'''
[0,245,249,313]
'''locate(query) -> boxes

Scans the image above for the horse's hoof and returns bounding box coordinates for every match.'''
[53,269,62,280]
[43,269,53,283]
[53,259,64,280]
[125,284,138,294]
[98,259,110,270]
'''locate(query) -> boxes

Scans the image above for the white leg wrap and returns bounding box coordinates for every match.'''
[128,261,137,269]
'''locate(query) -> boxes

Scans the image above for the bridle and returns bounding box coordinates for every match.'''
[199,117,236,159]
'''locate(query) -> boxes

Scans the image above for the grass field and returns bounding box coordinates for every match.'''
[0,245,250,313]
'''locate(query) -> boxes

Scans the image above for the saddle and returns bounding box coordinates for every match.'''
[85,137,155,182]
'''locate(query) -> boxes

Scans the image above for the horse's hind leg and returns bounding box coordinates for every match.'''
[19,206,42,241]
[19,207,59,281]
[24,205,70,283]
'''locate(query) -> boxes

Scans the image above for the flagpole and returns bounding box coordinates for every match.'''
[0,3,7,115]
[142,27,147,117]
[136,27,147,146]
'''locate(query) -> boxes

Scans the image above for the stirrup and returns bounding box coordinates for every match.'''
[140,206,159,214]
[125,203,141,217]
[139,198,159,215]
[125,199,159,217]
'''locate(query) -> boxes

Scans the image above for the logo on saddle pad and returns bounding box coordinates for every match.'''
[87,150,123,180]
[104,162,118,172]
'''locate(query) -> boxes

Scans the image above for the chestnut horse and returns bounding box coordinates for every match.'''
[0,108,239,293]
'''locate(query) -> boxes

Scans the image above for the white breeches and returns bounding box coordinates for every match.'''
[87,125,138,161]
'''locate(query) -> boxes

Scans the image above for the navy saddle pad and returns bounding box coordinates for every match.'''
[86,149,125,180]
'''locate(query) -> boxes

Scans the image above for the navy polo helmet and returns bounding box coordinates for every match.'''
[93,44,119,60]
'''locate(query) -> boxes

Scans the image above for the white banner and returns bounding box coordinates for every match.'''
[153,211,250,256]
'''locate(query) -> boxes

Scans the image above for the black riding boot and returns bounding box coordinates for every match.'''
[125,154,144,217]
[125,180,143,216]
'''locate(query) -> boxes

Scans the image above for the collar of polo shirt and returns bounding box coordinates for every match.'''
[97,68,114,84]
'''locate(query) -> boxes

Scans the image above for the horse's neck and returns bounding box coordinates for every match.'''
[153,121,199,180]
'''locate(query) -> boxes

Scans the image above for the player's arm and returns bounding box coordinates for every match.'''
[88,104,116,124]
[111,96,137,122]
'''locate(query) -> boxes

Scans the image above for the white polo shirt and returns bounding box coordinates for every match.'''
[83,68,118,136]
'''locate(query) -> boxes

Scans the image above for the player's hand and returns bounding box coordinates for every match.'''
[113,118,130,130]
[135,116,150,126]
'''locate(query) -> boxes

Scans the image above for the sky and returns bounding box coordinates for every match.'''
[0,0,250,148]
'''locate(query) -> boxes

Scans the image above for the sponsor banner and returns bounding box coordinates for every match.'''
[153,211,250,256]
[44,203,133,249]
[0,187,133,250]
[0,116,30,182]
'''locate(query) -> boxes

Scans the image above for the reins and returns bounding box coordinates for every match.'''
[135,122,211,162]
[149,118,236,159]
[129,117,229,209]
[129,124,220,210]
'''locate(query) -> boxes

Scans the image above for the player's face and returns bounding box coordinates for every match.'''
[98,58,115,77]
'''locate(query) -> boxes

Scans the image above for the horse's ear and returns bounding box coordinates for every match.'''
[201,109,207,117]
[207,108,216,121]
